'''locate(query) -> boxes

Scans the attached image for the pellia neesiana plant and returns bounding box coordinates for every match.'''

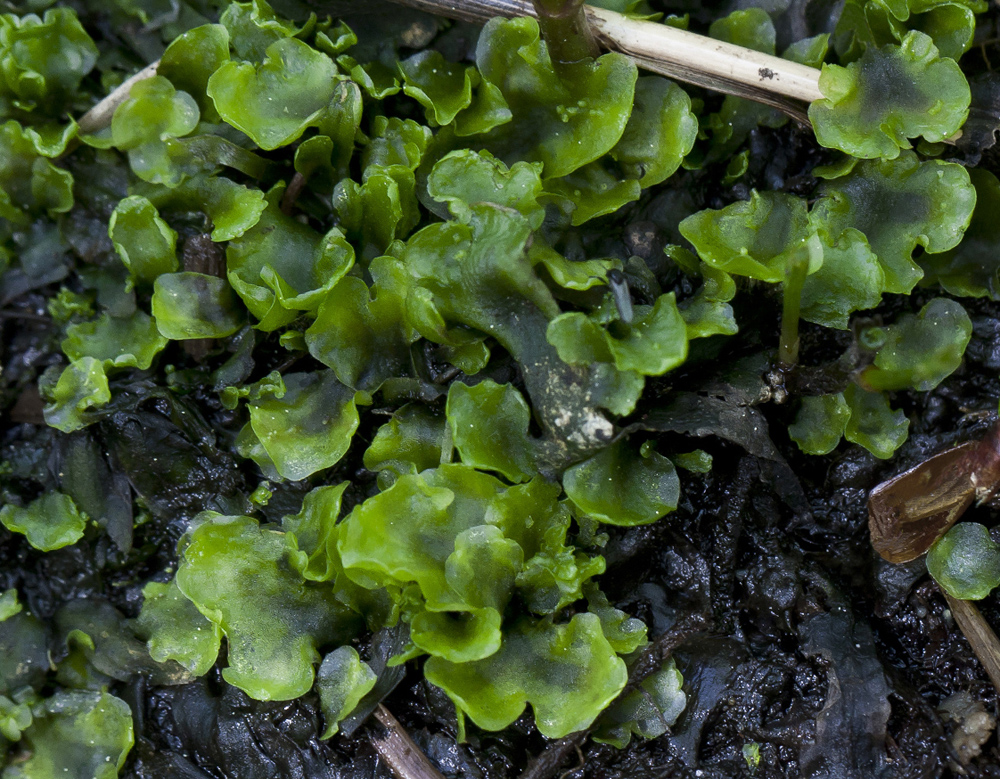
[0,0,997,772]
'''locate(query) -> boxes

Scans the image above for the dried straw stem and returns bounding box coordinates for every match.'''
[945,592,1000,698]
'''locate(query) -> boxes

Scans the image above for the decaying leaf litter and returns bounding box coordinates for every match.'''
[4,0,1000,776]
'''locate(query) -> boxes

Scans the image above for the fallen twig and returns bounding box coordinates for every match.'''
[369,704,447,779]
[77,1,824,135]
[944,592,1000,698]
[391,0,820,120]
[77,61,159,134]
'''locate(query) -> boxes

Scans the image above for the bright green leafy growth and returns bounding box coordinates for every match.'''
[42,357,110,433]
[809,31,970,159]
[397,203,625,457]
[362,112,428,169]
[334,54,400,100]
[906,2,976,60]
[158,24,231,119]
[424,614,626,738]
[142,174,266,242]
[610,76,697,188]
[608,294,688,374]
[220,0,299,62]
[340,467,603,631]
[564,439,679,526]
[0,691,132,779]
[110,76,199,186]
[309,81,363,179]
[679,190,821,283]
[245,371,361,481]
[475,17,637,178]
[709,7,775,51]
[453,72,512,137]
[0,590,20,622]
[410,599,506,662]
[678,263,739,339]
[152,272,245,339]
[399,50,473,126]
[547,294,688,377]
[785,33,831,68]
[315,20,357,58]
[0,120,74,223]
[227,186,355,330]
[673,450,713,473]
[542,162,642,225]
[906,1,978,60]
[789,393,851,455]
[0,8,98,113]
[339,465,520,612]
[447,380,536,482]
[921,168,1000,298]
[363,404,450,488]
[928,523,1000,600]
[47,288,93,324]
[333,173,412,261]
[108,195,178,284]
[62,310,167,369]
[220,369,285,410]
[281,482,348,582]
[844,383,909,459]
[531,240,620,291]
[861,298,972,391]
[208,38,337,150]
[811,152,975,294]
[134,579,221,676]
[834,0,983,63]
[305,259,415,393]
[0,695,32,742]
[360,120,428,236]
[585,584,647,654]
[592,658,686,748]
[315,646,377,739]
[176,513,361,701]
[0,492,86,552]
[799,227,884,329]
[428,149,545,229]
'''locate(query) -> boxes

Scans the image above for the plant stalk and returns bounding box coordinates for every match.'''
[530,0,600,64]
[779,246,810,369]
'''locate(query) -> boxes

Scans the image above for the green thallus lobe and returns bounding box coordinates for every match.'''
[0,0,986,765]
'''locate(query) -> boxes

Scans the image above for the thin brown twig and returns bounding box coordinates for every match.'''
[944,592,1000,698]
[280,171,309,215]
[0,310,50,322]
[390,0,820,120]
[369,704,447,779]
